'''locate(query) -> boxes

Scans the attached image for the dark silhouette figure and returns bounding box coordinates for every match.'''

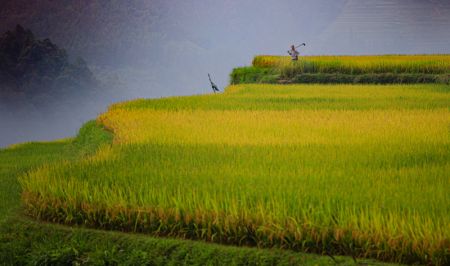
[208,73,220,93]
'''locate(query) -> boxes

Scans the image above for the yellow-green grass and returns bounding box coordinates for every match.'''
[20,84,450,265]
[2,121,376,265]
[253,55,450,74]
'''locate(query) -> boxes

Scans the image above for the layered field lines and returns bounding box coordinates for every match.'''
[20,84,450,265]
[232,55,450,84]
[3,121,366,265]
[252,55,450,74]
[111,84,450,111]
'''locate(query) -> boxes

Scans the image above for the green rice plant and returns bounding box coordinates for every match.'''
[2,125,380,265]
[252,55,450,75]
[235,55,450,84]
[20,84,450,265]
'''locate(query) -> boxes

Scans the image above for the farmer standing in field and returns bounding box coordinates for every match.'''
[288,45,300,61]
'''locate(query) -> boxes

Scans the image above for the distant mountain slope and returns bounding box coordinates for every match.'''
[0,1,448,97]
[0,25,118,149]
[0,0,344,67]
[0,25,95,97]
[0,0,165,66]
[0,0,347,97]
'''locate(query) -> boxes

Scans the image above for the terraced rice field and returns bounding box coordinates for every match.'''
[20,84,450,265]
[252,55,450,74]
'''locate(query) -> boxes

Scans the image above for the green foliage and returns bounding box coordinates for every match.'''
[230,67,279,84]
[233,55,450,84]
[72,120,113,156]
[0,118,380,265]
[19,84,450,265]
[0,141,71,222]
[253,55,450,74]
[116,84,450,111]
[1,218,384,266]
[231,67,449,85]
[0,120,111,221]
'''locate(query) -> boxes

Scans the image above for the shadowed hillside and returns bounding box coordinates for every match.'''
[0,0,346,96]
[0,25,118,148]
[0,25,96,98]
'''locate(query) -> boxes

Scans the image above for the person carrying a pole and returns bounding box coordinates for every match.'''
[287,43,305,61]
[288,45,300,61]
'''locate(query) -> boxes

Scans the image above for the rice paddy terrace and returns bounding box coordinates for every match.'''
[231,55,450,84]
[19,79,450,264]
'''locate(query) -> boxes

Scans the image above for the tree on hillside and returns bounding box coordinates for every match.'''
[0,25,96,98]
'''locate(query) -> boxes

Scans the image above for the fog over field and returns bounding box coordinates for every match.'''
[1,0,450,147]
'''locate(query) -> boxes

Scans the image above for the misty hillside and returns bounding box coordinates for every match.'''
[0,25,116,149]
[0,0,343,67]
[0,0,346,97]
[0,25,95,98]
[1,0,448,97]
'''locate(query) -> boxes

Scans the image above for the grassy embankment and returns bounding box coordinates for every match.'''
[19,84,450,265]
[0,122,371,265]
[231,55,450,84]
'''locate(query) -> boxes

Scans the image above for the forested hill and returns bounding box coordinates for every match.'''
[0,25,96,98]
[0,25,119,149]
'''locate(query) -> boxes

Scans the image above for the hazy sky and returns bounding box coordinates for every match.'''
[1,0,450,147]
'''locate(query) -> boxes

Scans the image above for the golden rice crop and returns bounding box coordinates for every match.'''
[252,55,450,74]
[98,109,448,146]
[20,84,450,265]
